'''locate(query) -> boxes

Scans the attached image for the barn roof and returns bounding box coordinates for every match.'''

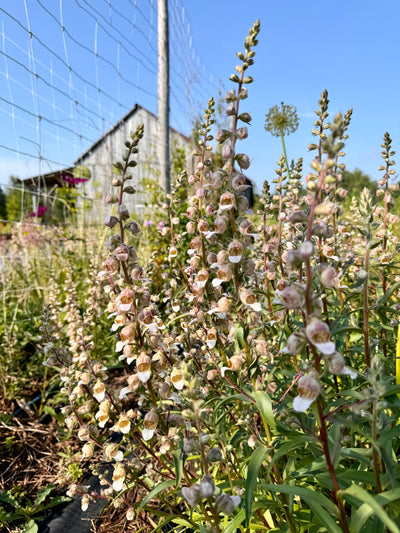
[74,103,190,164]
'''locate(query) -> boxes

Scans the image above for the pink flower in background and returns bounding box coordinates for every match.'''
[157,221,166,231]
[29,205,47,217]
[61,174,89,186]
[144,220,154,227]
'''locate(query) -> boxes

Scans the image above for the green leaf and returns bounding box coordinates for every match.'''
[350,488,400,533]
[255,390,276,429]
[245,446,267,527]
[33,484,54,508]
[171,448,183,488]
[23,520,38,533]
[341,485,400,533]
[259,482,339,516]
[224,508,246,533]
[138,480,175,511]
[235,324,245,350]
[0,490,20,509]
[373,281,400,309]
[308,500,342,533]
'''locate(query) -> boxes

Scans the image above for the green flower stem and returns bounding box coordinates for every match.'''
[280,130,291,181]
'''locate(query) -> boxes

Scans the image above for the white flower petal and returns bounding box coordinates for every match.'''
[112,479,125,492]
[114,450,124,462]
[249,302,262,312]
[93,391,106,402]
[206,339,216,349]
[342,366,357,379]
[115,341,125,352]
[212,278,223,287]
[142,428,155,441]
[221,366,229,377]
[119,387,129,399]
[314,341,335,355]
[138,370,151,383]
[229,255,242,264]
[293,395,315,412]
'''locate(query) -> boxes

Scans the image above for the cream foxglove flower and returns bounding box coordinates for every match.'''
[112,463,126,492]
[305,317,335,355]
[293,372,321,412]
[142,411,158,441]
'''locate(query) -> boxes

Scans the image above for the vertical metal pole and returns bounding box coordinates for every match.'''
[157,0,170,193]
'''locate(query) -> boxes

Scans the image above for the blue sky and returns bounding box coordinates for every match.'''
[0,0,399,191]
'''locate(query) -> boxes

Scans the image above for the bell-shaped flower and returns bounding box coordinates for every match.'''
[111,314,126,332]
[199,476,215,498]
[282,331,307,355]
[232,173,250,192]
[136,353,151,383]
[169,246,178,260]
[214,215,227,234]
[171,367,185,390]
[93,380,106,402]
[240,288,261,312]
[116,288,135,313]
[206,328,217,349]
[195,269,209,289]
[212,264,233,287]
[112,463,126,492]
[197,219,210,234]
[81,442,94,460]
[293,372,321,412]
[219,192,235,211]
[327,352,357,379]
[104,443,124,462]
[281,285,305,310]
[305,317,335,355]
[112,413,131,434]
[119,344,136,365]
[319,264,338,288]
[81,494,90,512]
[228,240,244,263]
[119,373,140,399]
[142,410,158,441]
[116,323,136,352]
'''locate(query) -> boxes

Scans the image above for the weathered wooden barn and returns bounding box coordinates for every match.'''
[73,103,191,217]
[23,104,192,220]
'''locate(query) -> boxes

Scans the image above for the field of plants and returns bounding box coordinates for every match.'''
[1,20,400,533]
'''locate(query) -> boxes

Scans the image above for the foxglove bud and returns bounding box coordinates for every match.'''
[216,494,241,515]
[216,129,231,143]
[238,112,251,123]
[105,215,119,228]
[281,285,305,309]
[115,245,129,262]
[199,476,215,498]
[299,241,314,259]
[284,332,307,355]
[106,194,118,204]
[236,127,248,139]
[207,447,223,462]
[319,264,337,288]
[235,153,250,169]
[222,144,234,160]
[182,485,202,507]
[125,221,141,234]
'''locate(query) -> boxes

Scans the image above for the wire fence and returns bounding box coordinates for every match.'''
[0,0,219,214]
